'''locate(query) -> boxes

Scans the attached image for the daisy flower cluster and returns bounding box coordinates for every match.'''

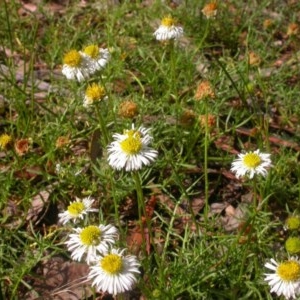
[62,44,110,82]
[56,12,287,300]
[58,196,141,296]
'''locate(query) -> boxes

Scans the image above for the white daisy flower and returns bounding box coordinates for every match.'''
[264,257,300,299]
[107,125,158,172]
[58,197,99,225]
[65,224,118,265]
[153,16,183,41]
[83,83,107,107]
[231,149,272,179]
[62,49,90,81]
[88,248,140,296]
[81,44,110,74]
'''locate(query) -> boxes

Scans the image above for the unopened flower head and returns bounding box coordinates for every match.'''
[56,135,70,149]
[202,2,218,19]
[153,15,183,41]
[198,114,216,129]
[286,216,300,231]
[194,80,215,101]
[264,257,300,299]
[82,44,110,73]
[231,149,272,179]
[107,125,158,172]
[285,237,300,255]
[65,224,118,265]
[0,133,12,150]
[14,138,32,156]
[248,51,261,66]
[62,50,90,81]
[118,100,139,119]
[83,83,106,107]
[88,248,140,296]
[263,19,274,30]
[58,197,99,225]
[287,23,299,36]
[180,109,196,126]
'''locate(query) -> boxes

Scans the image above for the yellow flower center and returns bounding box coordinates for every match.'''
[85,83,106,101]
[0,134,12,149]
[101,254,123,275]
[277,261,300,282]
[79,225,101,246]
[120,130,142,155]
[63,50,82,67]
[161,16,176,27]
[242,153,262,168]
[67,202,85,216]
[83,44,99,59]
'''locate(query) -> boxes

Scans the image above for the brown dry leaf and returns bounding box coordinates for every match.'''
[268,135,300,151]
[155,192,185,216]
[90,128,102,163]
[18,2,38,16]
[26,189,52,223]
[236,127,300,151]
[210,202,227,215]
[142,195,157,222]
[181,197,205,215]
[214,135,239,155]
[47,2,68,14]
[126,225,151,255]
[14,165,43,180]
[24,257,92,299]
[221,169,238,180]
[221,203,248,232]
[153,189,204,234]
[1,197,23,229]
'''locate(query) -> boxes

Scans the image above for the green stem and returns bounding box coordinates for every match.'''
[133,171,153,256]
[168,41,180,122]
[203,100,209,223]
[194,19,210,54]
[95,104,109,146]
[133,172,146,222]
[110,169,122,234]
[253,177,258,209]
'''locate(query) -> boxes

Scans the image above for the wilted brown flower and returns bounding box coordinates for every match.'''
[202,2,218,19]
[248,52,261,66]
[56,136,70,149]
[15,138,31,156]
[0,134,12,150]
[263,19,274,29]
[198,114,216,129]
[287,23,299,36]
[118,100,139,119]
[194,81,215,101]
[180,109,196,126]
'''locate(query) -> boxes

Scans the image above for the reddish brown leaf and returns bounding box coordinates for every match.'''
[126,225,151,255]
[23,257,92,299]
[14,165,42,180]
